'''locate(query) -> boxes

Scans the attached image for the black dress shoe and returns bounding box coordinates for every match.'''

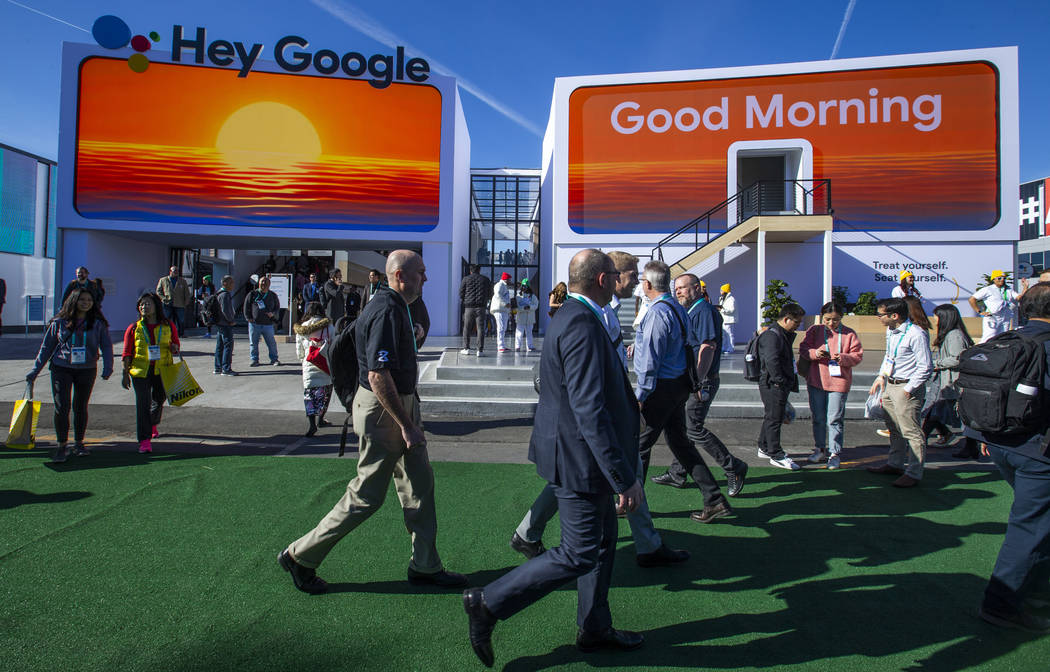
[636,544,690,568]
[576,627,644,653]
[407,567,468,588]
[650,471,687,488]
[509,532,546,560]
[277,549,328,594]
[979,606,1050,633]
[726,463,748,497]
[463,588,497,667]
[690,500,733,523]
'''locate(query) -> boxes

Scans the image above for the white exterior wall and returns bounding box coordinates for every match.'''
[541,47,1020,339]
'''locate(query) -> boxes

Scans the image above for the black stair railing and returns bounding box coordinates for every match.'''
[652,179,832,264]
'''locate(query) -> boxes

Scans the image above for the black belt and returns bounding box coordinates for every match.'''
[885,377,910,385]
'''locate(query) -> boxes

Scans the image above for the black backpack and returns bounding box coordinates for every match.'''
[328,317,359,456]
[743,331,762,382]
[201,292,222,326]
[956,330,1050,438]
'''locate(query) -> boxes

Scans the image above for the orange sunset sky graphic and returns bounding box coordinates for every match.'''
[568,61,1000,234]
[75,57,442,230]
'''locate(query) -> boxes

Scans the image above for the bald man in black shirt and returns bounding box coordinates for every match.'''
[279,250,466,594]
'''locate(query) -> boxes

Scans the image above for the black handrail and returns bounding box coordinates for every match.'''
[652,179,832,265]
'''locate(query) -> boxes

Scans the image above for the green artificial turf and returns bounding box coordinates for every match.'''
[2,449,1048,671]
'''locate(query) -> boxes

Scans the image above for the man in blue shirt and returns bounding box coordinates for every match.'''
[635,261,730,524]
[969,283,1050,632]
[651,274,748,519]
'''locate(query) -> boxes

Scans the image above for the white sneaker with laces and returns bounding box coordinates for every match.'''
[757,449,773,459]
[807,449,827,464]
[459,349,470,355]
[769,456,801,470]
[827,454,841,470]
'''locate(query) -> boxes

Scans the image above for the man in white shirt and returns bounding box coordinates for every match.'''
[970,270,1020,343]
[866,297,934,487]
[719,284,736,354]
[490,272,513,352]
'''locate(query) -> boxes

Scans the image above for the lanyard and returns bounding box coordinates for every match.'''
[405,303,418,353]
[139,321,159,347]
[1001,287,1009,303]
[569,294,606,325]
[823,326,840,359]
[886,322,911,361]
[687,298,705,315]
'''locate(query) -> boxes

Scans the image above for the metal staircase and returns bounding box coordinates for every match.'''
[652,179,833,275]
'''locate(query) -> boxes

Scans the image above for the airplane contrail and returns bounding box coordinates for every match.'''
[310,0,543,138]
[6,0,88,33]
[829,0,857,59]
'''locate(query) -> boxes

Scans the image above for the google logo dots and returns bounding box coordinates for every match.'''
[91,15,161,73]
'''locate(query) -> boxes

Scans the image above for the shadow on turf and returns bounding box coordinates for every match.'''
[0,488,92,509]
[323,565,520,595]
[498,572,1040,671]
[425,417,534,436]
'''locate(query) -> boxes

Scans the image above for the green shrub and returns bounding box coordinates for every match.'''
[853,291,877,315]
[760,279,797,325]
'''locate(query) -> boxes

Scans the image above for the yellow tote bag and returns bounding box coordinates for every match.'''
[159,357,205,407]
[6,383,41,450]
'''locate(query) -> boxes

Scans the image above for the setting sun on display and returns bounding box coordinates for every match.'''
[215,101,322,169]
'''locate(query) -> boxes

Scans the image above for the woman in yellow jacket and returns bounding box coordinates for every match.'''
[121,293,180,453]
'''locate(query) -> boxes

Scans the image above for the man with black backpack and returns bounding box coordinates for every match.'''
[961,283,1050,632]
[754,303,806,470]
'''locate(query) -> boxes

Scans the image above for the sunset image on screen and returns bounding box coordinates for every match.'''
[568,61,999,234]
[75,57,442,230]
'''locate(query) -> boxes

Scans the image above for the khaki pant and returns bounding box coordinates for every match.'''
[289,386,442,573]
[881,382,926,480]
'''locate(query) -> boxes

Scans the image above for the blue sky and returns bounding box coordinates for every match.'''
[2,0,1048,180]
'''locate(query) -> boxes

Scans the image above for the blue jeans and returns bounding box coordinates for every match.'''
[248,322,278,363]
[807,386,847,455]
[983,445,1050,616]
[164,304,186,335]
[214,325,234,372]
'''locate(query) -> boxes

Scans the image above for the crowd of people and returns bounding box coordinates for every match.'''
[17,254,1050,651]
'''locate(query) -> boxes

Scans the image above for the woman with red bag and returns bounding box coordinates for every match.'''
[294,301,333,437]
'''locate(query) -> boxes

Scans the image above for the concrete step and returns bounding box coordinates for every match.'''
[418,379,536,399]
[436,366,535,382]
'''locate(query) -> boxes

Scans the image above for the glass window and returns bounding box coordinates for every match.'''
[0,148,38,255]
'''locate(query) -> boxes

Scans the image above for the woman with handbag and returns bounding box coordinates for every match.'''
[923,303,981,458]
[798,301,864,469]
[294,301,333,437]
[26,288,114,462]
[121,292,180,454]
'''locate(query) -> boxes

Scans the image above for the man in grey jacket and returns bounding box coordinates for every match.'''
[212,275,238,376]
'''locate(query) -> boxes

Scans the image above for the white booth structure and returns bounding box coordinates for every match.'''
[55,39,469,333]
[540,47,1019,337]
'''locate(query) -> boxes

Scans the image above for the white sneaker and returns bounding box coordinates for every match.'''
[476,350,484,357]
[807,449,827,464]
[769,456,801,470]
[827,455,841,470]
[876,429,891,438]
[459,349,470,355]
[757,449,773,459]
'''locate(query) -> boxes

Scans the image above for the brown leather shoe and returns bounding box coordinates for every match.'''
[867,464,904,476]
[891,475,919,488]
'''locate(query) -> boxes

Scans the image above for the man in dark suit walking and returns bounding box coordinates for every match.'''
[463,249,645,667]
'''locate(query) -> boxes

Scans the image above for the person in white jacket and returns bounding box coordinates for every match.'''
[514,278,537,352]
[294,301,333,437]
[719,284,736,354]
[490,272,513,352]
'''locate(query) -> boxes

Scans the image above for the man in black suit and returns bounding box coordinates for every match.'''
[463,249,645,667]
